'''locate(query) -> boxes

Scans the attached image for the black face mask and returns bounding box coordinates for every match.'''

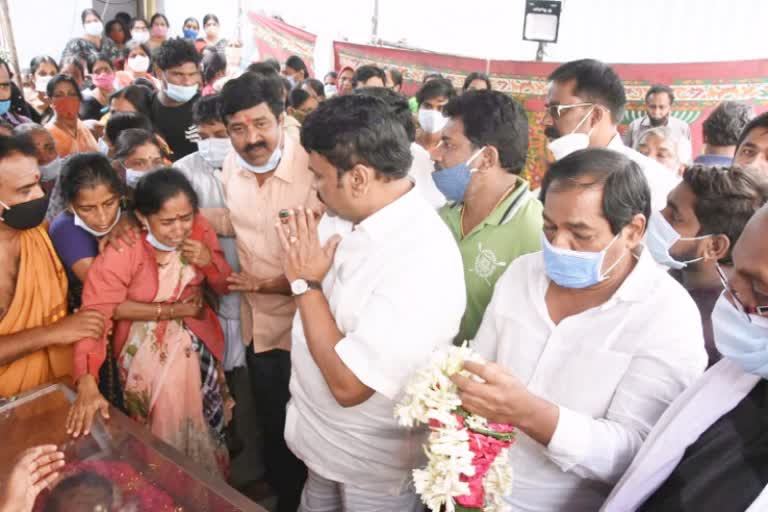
[0,195,49,230]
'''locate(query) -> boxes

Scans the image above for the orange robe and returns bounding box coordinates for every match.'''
[0,225,71,397]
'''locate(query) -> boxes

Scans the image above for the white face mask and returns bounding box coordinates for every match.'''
[97,138,110,156]
[418,108,448,134]
[547,105,595,160]
[131,31,150,44]
[84,21,103,37]
[39,158,62,182]
[197,137,232,168]
[236,129,283,174]
[73,207,121,237]
[127,55,150,73]
[144,222,178,252]
[324,84,338,98]
[125,168,154,188]
[645,211,711,270]
[35,75,53,94]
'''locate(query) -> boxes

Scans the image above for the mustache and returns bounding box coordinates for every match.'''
[244,141,268,152]
[544,126,561,140]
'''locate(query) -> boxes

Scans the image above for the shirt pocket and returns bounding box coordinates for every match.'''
[534,345,633,419]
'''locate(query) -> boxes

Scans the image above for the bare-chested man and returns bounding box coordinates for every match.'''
[0,135,104,397]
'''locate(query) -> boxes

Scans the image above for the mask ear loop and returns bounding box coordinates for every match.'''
[467,146,487,174]
[599,232,626,281]
[0,199,9,221]
[569,105,596,135]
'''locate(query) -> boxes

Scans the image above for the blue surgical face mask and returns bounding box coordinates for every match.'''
[0,100,11,116]
[125,168,150,188]
[165,82,198,103]
[431,146,486,202]
[197,137,232,168]
[145,222,178,252]
[183,28,199,40]
[236,129,283,174]
[542,231,626,289]
[645,211,710,270]
[713,293,768,377]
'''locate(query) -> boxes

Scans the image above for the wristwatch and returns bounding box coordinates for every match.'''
[290,278,322,296]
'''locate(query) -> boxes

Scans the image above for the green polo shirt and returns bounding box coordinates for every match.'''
[439,179,543,345]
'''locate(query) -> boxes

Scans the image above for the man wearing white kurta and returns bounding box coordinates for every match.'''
[276,95,466,511]
[452,148,707,511]
[602,205,768,512]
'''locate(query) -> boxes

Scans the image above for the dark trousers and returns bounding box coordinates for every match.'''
[246,348,307,512]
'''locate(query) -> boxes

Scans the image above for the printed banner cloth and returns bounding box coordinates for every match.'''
[248,12,317,76]
[335,42,768,187]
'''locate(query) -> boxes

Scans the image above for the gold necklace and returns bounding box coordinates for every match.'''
[460,183,518,238]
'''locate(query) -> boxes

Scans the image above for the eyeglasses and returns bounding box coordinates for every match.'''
[716,263,768,323]
[545,102,595,121]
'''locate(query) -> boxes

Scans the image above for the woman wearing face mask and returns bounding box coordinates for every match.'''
[24,56,59,123]
[148,13,170,52]
[68,169,233,477]
[202,14,228,53]
[115,41,161,90]
[129,18,151,46]
[415,78,456,153]
[45,74,98,157]
[61,9,120,69]
[80,55,116,121]
[0,59,33,128]
[105,19,130,57]
[182,17,201,41]
[112,128,170,197]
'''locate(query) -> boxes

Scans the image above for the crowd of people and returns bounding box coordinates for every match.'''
[1,7,768,512]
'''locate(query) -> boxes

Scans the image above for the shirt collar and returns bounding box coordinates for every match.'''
[605,248,660,306]
[356,185,421,242]
[608,133,625,150]
[483,178,530,227]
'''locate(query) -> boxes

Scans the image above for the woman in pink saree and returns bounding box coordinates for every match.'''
[67,169,232,477]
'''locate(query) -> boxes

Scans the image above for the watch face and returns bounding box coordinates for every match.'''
[291,279,309,295]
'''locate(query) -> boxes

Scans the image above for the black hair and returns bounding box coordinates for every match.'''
[183,17,200,30]
[264,58,281,73]
[125,40,152,65]
[105,19,129,42]
[352,65,386,88]
[353,87,415,142]
[109,84,153,118]
[0,134,36,164]
[0,60,33,119]
[416,78,456,106]
[29,56,59,77]
[221,72,284,122]
[324,71,338,81]
[645,84,675,104]
[444,90,528,174]
[463,72,492,91]
[105,112,153,145]
[154,37,201,71]
[86,53,114,74]
[43,472,113,512]
[201,46,226,85]
[303,78,325,98]
[60,152,124,204]
[134,168,199,216]
[130,18,149,31]
[47,74,83,101]
[114,128,168,160]
[736,111,768,151]
[150,13,170,28]
[385,68,403,89]
[12,122,47,138]
[423,72,444,83]
[203,14,220,27]
[58,57,86,82]
[702,102,755,148]
[247,61,280,77]
[683,165,768,264]
[115,12,132,27]
[301,95,413,180]
[540,148,651,235]
[81,8,102,24]
[289,88,312,109]
[548,59,627,123]
[285,55,308,77]
[193,94,222,125]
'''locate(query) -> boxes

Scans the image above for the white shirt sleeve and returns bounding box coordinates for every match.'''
[545,289,707,484]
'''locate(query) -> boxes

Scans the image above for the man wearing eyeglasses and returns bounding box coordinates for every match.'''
[644,165,768,366]
[602,203,768,512]
[543,59,678,211]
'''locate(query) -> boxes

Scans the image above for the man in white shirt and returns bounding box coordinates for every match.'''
[543,59,679,211]
[275,94,466,511]
[602,204,768,512]
[452,148,707,511]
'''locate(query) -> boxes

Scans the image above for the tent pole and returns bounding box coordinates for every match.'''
[0,0,23,88]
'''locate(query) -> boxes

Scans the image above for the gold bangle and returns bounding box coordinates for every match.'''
[170,304,175,318]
